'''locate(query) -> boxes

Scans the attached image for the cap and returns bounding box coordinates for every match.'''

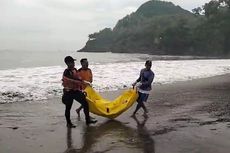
[64,56,76,64]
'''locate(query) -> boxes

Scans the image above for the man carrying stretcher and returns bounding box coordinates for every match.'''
[62,56,97,128]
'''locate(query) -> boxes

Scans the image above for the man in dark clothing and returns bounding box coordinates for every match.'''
[62,56,97,128]
[131,60,155,118]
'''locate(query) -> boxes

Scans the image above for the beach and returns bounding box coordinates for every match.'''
[1,74,230,153]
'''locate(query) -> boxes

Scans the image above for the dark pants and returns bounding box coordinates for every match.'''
[62,90,90,124]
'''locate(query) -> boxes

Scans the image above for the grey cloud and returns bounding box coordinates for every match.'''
[0,0,210,51]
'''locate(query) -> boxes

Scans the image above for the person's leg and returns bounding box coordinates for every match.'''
[73,90,97,125]
[142,103,148,118]
[131,92,143,116]
[132,100,142,115]
[142,94,149,117]
[76,106,83,117]
[62,92,76,128]
[76,92,95,119]
[132,92,150,117]
[141,102,148,113]
[65,101,75,127]
[76,106,95,120]
[132,101,148,118]
[140,94,149,118]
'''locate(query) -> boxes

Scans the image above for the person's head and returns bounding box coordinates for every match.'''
[145,60,152,70]
[64,56,76,69]
[80,58,88,69]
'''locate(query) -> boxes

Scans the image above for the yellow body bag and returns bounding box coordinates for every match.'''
[84,86,138,119]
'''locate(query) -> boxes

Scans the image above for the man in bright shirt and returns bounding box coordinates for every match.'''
[76,58,93,117]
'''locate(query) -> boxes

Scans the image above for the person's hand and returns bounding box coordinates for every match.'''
[132,82,137,89]
[83,91,87,96]
[132,82,137,87]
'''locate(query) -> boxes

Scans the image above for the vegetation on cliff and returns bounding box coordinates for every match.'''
[79,0,230,56]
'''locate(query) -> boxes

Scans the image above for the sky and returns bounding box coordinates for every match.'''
[0,0,211,52]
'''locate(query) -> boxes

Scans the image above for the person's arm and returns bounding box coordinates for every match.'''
[62,69,84,88]
[89,69,93,83]
[136,75,141,83]
[63,76,83,84]
[63,69,73,79]
[132,69,142,86]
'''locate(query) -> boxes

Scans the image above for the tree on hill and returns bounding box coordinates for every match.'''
[192,0,230,55]
[78,0,230,57]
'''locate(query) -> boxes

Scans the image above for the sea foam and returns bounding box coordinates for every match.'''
[0,59,230,103]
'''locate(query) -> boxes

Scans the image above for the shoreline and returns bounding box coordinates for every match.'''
[1,74,230,153]
[78,51,225,60]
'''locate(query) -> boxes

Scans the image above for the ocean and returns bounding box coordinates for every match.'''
[0,50,230,103]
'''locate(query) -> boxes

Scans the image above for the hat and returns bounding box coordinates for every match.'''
[64,56,76,64]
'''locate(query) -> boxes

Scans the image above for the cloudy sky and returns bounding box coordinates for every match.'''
[0,0,210,51]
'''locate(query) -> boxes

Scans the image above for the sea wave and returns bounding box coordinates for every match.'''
[0,59,230,103]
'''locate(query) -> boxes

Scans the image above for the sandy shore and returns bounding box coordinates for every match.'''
[1,74,230,153]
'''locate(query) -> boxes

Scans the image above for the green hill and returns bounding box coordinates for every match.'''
[79,0,230,56]
[135,0,190,17]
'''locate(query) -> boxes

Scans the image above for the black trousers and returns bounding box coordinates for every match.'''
[62,90,90,124]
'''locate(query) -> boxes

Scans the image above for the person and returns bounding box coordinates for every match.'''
[76,58,93,117]
[62,56,97,128]
[131,60,154,118]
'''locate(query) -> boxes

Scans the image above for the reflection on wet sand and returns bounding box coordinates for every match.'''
[63,118,155,153]
[132,116,155,153]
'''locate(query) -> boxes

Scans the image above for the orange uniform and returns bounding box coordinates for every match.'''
[62,68,83,91]
[78,68,93,89]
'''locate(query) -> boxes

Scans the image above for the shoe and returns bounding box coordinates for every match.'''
[90,116,96,120]
[86,120,97,125]
[67,123,76,128]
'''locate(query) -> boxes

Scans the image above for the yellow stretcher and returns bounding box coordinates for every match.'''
[84,86,138,119]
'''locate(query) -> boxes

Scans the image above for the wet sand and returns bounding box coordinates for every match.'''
[1,74,230,153]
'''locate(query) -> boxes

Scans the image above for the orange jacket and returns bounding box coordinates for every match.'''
[78,68,93,89]
[62,68,83,91]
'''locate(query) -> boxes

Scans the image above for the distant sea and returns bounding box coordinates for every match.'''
[0,50,230,103]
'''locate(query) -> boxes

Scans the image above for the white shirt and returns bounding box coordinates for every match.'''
[136,82,151,94]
